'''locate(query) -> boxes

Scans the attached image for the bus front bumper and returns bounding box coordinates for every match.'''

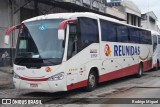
[13,78,67,92]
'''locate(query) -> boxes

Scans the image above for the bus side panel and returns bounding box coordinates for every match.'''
[99,42,152,82]
[99,63,139,83]
[64,44,100,91]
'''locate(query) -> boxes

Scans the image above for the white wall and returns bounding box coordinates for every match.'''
[105,7,126,21]
[141,14,158,32]
[0,0,20,48]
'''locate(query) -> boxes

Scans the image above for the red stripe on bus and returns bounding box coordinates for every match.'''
[143,59,152,71]
[99,64,139,83]
[67,80,88,90]
[67,59,152,91]
[20,77,48,81]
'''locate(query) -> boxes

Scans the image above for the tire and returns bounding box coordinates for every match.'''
[136,63,143,78]
[85,71,97,92]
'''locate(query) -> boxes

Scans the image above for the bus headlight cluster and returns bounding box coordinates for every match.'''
[13,73,21,79]
[48,72,64,81]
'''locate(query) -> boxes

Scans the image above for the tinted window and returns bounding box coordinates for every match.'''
[100,20,117,42]
[146,31,152,44]
[117,25,129,42]
[139,30,151,44]
[129,28,140,43]
[78,17,99,51]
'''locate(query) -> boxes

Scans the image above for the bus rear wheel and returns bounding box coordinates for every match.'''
[85,71,97,91]
[136,63,143,78]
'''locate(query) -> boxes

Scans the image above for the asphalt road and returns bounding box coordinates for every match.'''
[100,78,160,107]
[0,69,160,107]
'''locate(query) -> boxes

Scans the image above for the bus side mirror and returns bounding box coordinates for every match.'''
[58,20,76,40]
[58,29,65,40]
[4,25,21,45]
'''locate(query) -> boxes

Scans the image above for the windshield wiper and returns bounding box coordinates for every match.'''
[43,59,57,65]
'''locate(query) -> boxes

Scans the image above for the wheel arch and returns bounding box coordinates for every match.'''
[89,67,99,83]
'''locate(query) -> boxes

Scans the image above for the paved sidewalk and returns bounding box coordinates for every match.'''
[0,69,13,89]
[0,67,13,74]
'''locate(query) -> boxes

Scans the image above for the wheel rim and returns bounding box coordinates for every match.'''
[88,74,96,88]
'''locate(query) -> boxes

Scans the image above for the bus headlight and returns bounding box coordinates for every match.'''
[48,72,64,81]
[13,73,21,79]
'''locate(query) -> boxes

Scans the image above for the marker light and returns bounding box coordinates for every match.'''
[48,72,64,81]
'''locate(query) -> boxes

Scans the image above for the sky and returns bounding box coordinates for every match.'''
[131,0,160,24]
[108,0,160,26]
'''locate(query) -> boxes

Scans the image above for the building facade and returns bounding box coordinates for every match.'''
[0,0,125,67]
[141,11,160,32]
[107,0,141,27]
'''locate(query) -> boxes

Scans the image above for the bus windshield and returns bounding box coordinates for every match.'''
[15,19,65,66]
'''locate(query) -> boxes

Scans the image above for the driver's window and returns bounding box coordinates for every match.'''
[67,24,77,60]
[19,40,27,49]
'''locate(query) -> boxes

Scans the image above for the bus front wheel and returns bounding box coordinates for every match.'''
[85,71,97,91]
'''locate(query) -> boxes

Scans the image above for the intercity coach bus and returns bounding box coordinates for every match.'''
[5,12,153,92]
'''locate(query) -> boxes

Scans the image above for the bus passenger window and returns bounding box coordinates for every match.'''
[117,25,129,42]
[100,20,117,42]
[158,36,160,44]
[78,17,99,51]
[67,24,78,59]
[129,28,140,43]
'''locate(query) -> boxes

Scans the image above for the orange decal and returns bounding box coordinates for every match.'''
[104,44,111,56]
[45,67,52,72]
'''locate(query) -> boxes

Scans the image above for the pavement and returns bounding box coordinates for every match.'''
[0,68,13,90]
[0,67,13,74]
[99,78,160,107]
[0,67,160,107]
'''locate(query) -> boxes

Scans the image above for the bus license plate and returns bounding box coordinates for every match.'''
[30,83,38,88]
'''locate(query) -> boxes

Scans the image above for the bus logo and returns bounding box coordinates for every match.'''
[104,44,111,56]
[39,24,46,30]
[45,67,52,72]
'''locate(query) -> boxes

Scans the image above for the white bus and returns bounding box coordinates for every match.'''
[151,30,160,70]
[5,12,153,92]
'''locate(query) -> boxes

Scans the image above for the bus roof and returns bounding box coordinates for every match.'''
[22,12,150,32]
[22,12,119,23]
